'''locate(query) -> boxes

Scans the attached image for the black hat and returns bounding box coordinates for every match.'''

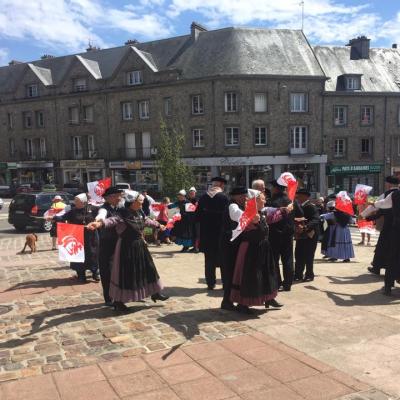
[103,186,124,197]
[270,179,285,190]
[230,186,248,195]
[296,188,311,196]
[385,175,400,185]
[211,176,227,184]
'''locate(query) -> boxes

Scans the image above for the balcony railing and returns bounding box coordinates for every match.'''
[68,149,101,159]
[119,147,157,160]
[19,152,51,161]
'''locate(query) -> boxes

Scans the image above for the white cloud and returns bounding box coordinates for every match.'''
[0,48,8,65]
[378,12,400,46]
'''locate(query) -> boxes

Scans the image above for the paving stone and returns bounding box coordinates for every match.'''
[99,357,148,378]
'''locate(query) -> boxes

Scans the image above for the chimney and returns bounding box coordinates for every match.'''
[346,36,370,60]
[392,43,398,49]
[41,54,54,59]
[86,43,100,52]
[8,60,23,66]
[125,39,139,46]
[191,21,207,42]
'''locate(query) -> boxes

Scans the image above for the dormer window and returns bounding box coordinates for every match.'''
[74,78,87,92]
[127,70,142,86]
[26,84,38,98]
[346,76,360,90]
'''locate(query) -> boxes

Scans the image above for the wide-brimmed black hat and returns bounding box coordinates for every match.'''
[270,179,286,190]
[230,186,248,195]
[296,188,311,196]
[385,175,400,185]
[103,186,124,197]
[211,176,227,184]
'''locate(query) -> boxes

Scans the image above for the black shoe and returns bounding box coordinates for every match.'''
[367,267,380,276]
[293,276,303,282]
[207,285,215,291]
[342,259,350,263]
[180,247,189,253]
[77,275,87,283]
[282,285,291,292]
[151,293,169,303]
[221,301,236,311]
[303,276,314,282]
[328,258,338,262]
[236,304,253,314]
[265,299,283,308]
[92,272,100,281]
[104,301,114,307]
[113,302,129,312]
[383,286,392,296]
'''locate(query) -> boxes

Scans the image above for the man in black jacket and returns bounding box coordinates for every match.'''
[294,189,320,282]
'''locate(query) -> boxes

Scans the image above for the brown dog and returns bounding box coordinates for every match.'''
[21,233,38,254]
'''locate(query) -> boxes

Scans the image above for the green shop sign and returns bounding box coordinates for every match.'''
[327,164,383,175]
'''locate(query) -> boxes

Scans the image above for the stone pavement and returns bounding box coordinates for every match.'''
[0,232,398,399]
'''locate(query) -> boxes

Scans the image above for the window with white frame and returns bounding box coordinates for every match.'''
[68,106,79,124]
[334,106,347,126]
[290,93,308,112]
[290,126,308,154]
[361,106,373,125]
[36,111,44,128]
[361,138,373,155]
[127,70,143,86]
[26,84,38,98]
[121,102,133,120]
[88,135,96,158]
[72,136,82,158]
[225,92,238,112]
[83,105,94,122]
[73,78,87,92]
[7,113,13,129]
[191,95,204,115]
[334,139,345,157]
[346,76,360,90]
[25,138,34,158]
[254,93,267,112]
[139,100,150,119]
[164,97,172,117]
[225,127,239,146]
[192,128,205,148]
[40,137,46,158]
[23,112,32,128]
[254,126,267,146]
[9,138,15,156]
[125,133,136,158]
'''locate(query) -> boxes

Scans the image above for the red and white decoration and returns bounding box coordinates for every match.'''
[357,219,375,234]
[185,203,197,212]
[277,172,298,201]
[354,184,373,205]
[43,207,65,219]
[57,223,85,262]
[87,177,112,205]
[231,196,258,242]
[335,191,354,215]
[150,203,163,218]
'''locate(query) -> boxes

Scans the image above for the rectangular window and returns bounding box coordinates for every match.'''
[36,111,44,128]
[290,126,308,154]
[225,92,238,112]
[72,136,82,159]
[254,93,267,112]
[164,97,172,117]
[139,100,150,120]
[88,135,96,158]
[121,102,133,120]
[254,126,267,146]
[73,78,87,92]
[9,138,15,156]
[23,112,32,128]
[192,129,205,148]
[225,127,239,146]
[68,106,79,124]
[125,133,136,158]
[346,76,360,90]
[361,106,373,125]
[142,132,151,158]
[127,70,142,85]
[361,138,373,155]
[290,93,308,112]
[7,113,13,129]
[191,95,204,115]
[334,139,345,157]
[26,84,38,98]
[334,106,347,126]
[83,105,94,123]
[40,138,46,158]
[25,138,34,158]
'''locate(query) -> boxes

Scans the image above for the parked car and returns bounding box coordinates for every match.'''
[8,192,74,232]
[62,183,83,196]
[41,184,57,192]
[0,186,13,197]
[0,198,3,210]
[15,184,35,194]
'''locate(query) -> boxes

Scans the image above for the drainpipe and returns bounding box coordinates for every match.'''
[383,95,388,193]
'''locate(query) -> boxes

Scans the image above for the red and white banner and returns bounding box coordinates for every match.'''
[57,223,85,262]
[335,191,354,215]
[277,172,298,201]
[87,177,112,205]
[231,197,258,242]
[150,203,163,218]
[354,184,373,205]
[185,203,197,212]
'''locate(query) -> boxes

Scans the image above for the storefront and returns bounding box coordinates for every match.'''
[60,159,106,185]
[16,161,55,185]
[327,164,383,195]
[109,161,159,195]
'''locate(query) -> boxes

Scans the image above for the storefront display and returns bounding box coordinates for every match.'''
[283,164,318,192]
[16,162,54,185]
[60,159,105,185]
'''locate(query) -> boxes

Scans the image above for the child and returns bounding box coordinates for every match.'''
[157,197,172,244]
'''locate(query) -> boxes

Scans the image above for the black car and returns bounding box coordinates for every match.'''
[62,183,84,196]
[8,192,74,232]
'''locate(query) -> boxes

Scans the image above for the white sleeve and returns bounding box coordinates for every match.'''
[147,195,155,204]
[95,208,108,222]
[374,192,393,209]
[229,203,243,222]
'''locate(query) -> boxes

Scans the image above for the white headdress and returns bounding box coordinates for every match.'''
[75,193,88,203]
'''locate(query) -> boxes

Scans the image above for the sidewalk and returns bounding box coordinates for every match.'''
[0,233,397,399]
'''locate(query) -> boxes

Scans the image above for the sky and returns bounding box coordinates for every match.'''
[0,0,399,66]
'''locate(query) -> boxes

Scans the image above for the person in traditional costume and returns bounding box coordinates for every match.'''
[187,187,200,253]
[49,195,67,250]
[197,177,229,290]
[53,193,99,283]
[321,200,336,258]
[356,201,375,246]
[88,190,169,311]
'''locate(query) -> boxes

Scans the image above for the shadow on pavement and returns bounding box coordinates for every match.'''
[4,277,88,292]
[326,274,383,285]
[166,286,223,298]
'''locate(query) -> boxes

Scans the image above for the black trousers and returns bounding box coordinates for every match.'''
[295,238,318,279]
[98,241,116,302]
[204,251,218,288]
[270,234,294,288]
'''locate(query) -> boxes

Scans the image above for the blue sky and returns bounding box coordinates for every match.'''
[0,0,399,66]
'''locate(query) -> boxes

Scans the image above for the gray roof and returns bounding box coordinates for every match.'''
[313,46,400,92]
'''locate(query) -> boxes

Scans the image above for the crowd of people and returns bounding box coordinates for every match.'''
[45,173,400,313]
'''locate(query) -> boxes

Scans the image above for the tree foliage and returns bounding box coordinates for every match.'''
[156,121,194,197]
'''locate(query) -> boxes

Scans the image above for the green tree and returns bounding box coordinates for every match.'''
[156,121,194,197]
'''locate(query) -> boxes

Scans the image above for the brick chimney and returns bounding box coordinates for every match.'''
[191,22,207,42]
[392,43,398,49]
[86,43,100,52]
[125,39,139,45]
[41,54,54,59]
[346,36,370,60]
